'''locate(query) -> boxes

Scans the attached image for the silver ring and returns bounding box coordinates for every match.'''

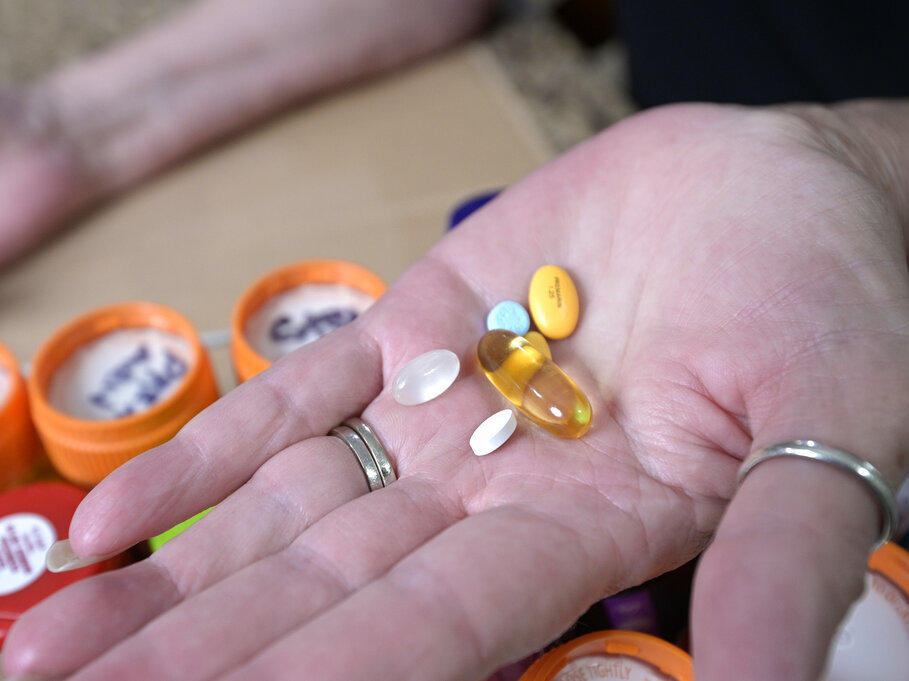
[738,440,898,551]
[330,425,383,492]
[344,417,397,487]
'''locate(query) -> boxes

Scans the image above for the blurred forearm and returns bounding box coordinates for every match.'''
[33,0,495,190]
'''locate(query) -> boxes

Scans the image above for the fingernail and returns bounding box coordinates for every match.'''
[45,539,119,573]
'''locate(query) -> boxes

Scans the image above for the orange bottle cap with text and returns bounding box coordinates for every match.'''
[520,631,693,681]
[0,342,42,489]
[231,259,386,383]
[28,302,219,487]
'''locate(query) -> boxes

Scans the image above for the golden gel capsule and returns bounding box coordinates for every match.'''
[524,330,552,359]
[477,330,592,438]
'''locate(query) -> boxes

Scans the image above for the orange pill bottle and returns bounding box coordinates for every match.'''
[28,302,218,487]
[519,631,692,681]
[231,259,385,382]
[0,342,43,489]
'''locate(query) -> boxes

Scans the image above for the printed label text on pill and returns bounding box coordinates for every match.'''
[548,277,563,308]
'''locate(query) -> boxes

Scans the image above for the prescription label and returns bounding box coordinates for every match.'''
[245,283,375,362]
[554,656,675,681]
[0,513,56,596]
[48,328,193,420]
[0,367,10,410]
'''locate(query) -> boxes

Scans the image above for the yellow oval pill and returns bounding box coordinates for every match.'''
[524,331,552,359]
[528,265,579,339]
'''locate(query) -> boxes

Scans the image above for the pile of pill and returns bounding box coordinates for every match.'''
[391,264,590,457]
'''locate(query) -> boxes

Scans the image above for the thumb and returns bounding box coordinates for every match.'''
[691,335,908,681]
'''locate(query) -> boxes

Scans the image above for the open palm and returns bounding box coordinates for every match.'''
[5,103,908,681]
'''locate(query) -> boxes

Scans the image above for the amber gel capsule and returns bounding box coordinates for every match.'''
[477,330,592,438]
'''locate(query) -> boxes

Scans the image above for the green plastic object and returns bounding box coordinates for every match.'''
[148,508,213,551]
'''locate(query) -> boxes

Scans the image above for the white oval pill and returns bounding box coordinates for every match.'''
[392,349,460,406]
[470,409,517,456]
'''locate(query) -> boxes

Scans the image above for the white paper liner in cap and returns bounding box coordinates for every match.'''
[823,571,909,681]
[244,283,375,362]
[48,328,194,421]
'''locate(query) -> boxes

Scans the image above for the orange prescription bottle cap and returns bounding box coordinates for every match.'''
[0,342,42,489]
[231,259,386,383]
[822,542,909,681]
[0,482,120,650]
[519,631,693,681]
[868,541,909,591]
[28,302,219,487]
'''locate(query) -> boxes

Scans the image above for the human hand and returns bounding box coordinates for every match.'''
[4,102,908,681]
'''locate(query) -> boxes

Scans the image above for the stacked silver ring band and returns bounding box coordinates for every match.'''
[330,417,397,492]
[738,440,899,550]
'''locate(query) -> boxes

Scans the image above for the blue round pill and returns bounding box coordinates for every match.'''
[486,301,531,336]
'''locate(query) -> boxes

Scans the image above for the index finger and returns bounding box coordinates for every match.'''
[69,321,382,557]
